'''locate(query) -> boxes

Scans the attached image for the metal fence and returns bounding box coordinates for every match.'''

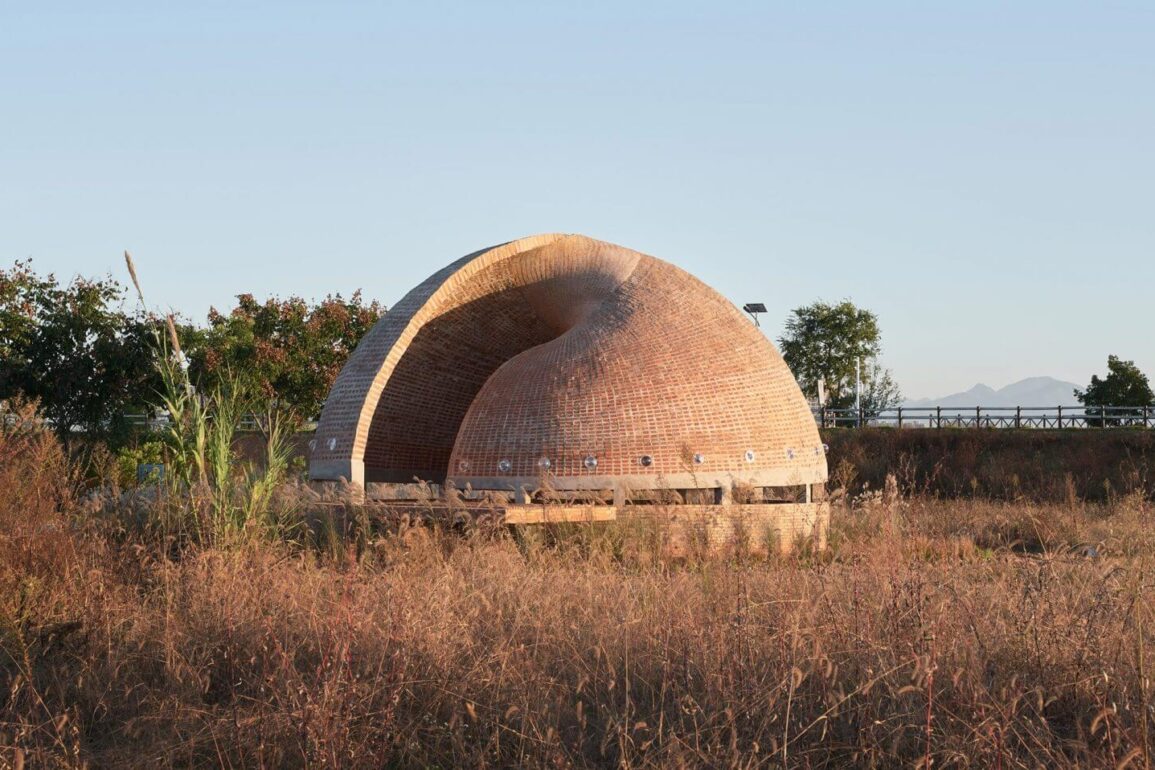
[815,405,1155,429]
[38,408,1155,433]
[123,414,319,432]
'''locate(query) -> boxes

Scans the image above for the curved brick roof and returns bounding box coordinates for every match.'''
[309,234,826,491]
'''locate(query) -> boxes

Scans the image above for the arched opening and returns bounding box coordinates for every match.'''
[362,286,561,483]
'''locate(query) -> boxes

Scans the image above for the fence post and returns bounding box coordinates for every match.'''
[820,406,826,430]
[1015,406,1021,429]
[897,407,903,429]
[976,405,981,429]
[1057,405,1063,429]
[936,406,941,429]
[858,406,864,429]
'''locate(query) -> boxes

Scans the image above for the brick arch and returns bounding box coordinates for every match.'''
[308,234,633,486]
[308,234,827,491]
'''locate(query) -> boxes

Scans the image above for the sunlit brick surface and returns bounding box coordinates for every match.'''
[309,234,827,490]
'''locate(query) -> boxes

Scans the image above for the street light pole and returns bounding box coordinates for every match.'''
[742,303,767,327]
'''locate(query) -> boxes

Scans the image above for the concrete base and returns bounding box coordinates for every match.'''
[504,502,829,556]
[306,478,829,557]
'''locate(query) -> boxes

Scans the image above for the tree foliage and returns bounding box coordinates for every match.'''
[185,292,383,421]
[778,299,901,413]
[1,260,384,444]
[0,261,158,443]
[859,361,903,418]
[1075,355,1154,426]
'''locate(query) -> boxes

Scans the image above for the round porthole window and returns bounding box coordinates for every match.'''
[458,459,471,472]
[583,455,598,471]
[537,457,552,470]
[744,449,756,462]
[693,453,705,465]
[639,455,653,467]
[786,448,795,460]
[497,459,512,473]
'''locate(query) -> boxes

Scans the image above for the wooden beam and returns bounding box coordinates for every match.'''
[503,505,619,525]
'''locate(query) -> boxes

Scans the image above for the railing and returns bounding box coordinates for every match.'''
[815,405,1155,429]
[23,408,1153,434]
[123,414,318,432]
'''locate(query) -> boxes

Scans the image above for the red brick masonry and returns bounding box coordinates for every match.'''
[309,234,827,495]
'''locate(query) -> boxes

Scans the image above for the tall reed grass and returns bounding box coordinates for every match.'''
[119,252,296,547]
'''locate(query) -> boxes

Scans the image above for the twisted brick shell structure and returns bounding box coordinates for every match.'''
[309,234,827,504]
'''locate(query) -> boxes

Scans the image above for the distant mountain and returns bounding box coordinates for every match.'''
[905,377,1082,408]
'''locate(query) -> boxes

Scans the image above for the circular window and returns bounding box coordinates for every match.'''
[693,453,705,465]
[583,455,598,471]
[537,457,552,470]
[639,455,653,467]
[744,449,756,462]
[497,459,512,473]
[786,448,795,460]
[458,459,471,472]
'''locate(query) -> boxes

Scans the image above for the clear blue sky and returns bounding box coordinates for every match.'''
[3,1,1152,398]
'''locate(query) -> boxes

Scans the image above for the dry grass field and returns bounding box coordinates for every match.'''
[2,410,1154,768]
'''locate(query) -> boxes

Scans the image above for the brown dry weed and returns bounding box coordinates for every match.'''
[1,412,1153,768]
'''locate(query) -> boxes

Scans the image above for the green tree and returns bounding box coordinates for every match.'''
[1075,355,1154,426]
[778,300,901,416]
[0,261,159,444]
[186,292,384,421]
[859,361,902,418]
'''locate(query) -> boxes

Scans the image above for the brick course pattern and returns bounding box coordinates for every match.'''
[309,234,827,492]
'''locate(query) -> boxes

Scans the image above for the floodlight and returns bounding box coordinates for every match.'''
[743,302,767,326]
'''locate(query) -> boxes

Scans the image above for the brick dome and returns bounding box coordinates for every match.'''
[309,234,827,495]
